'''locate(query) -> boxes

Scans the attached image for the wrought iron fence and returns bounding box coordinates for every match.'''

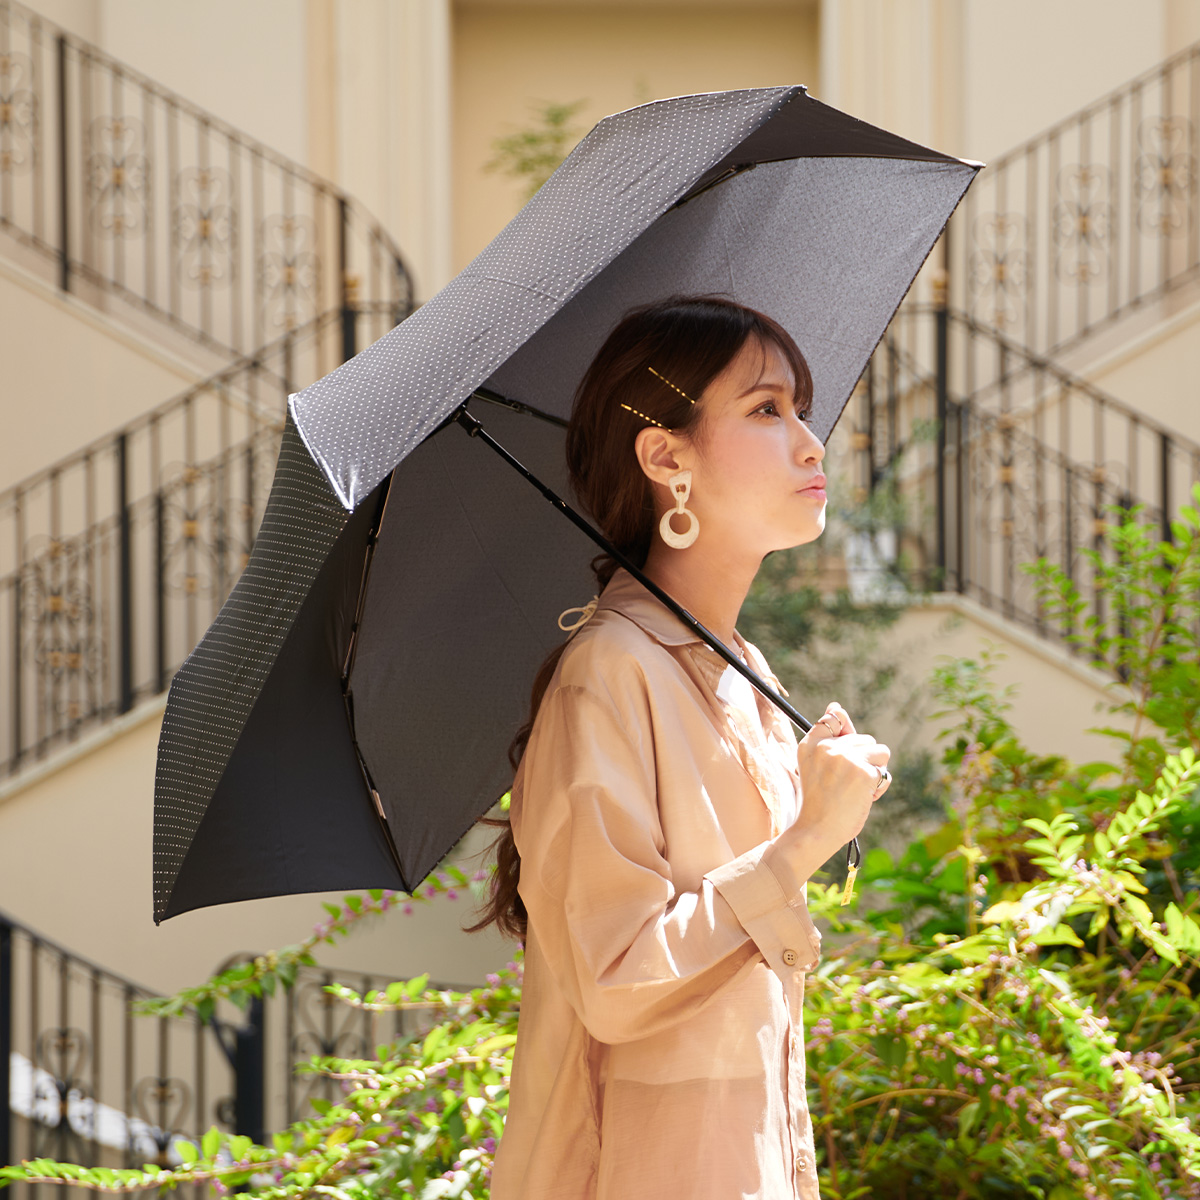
[0,0,412,365]
[956,39,1200,356]
[0,910,461,1191]
[0,303,402,781]
[846,304,1200,646]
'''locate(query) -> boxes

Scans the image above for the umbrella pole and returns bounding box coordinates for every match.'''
[453,402,864,885]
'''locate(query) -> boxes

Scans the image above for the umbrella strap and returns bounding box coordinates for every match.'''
[454,401,864,881]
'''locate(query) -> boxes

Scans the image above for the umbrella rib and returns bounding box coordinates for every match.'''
[470,386,569,429]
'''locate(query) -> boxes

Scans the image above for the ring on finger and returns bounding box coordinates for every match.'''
[817,713,842,736]
[871,766,891,798]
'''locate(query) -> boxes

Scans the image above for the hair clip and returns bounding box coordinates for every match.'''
[619,402,670,430]
[647,366,696,405]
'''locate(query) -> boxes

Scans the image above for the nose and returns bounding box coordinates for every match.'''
[792,412,825,463]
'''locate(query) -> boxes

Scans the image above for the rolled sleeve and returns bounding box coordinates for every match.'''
[708,843,822,985]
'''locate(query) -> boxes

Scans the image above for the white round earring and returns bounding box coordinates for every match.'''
[659,469,699,549]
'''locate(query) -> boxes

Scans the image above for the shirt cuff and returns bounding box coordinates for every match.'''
[707,842,822,984]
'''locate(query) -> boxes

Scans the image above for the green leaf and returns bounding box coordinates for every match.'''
[176,1140,199,1165]
[958,1101,981,1137]
[201,1127,221,1160]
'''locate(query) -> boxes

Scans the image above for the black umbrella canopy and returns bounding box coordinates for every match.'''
[153,86,980,922]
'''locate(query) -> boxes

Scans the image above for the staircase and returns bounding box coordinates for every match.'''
[953,38,1200,360]
[0,0,416,779]
[0,0,412,369]
[841,45,1200,668]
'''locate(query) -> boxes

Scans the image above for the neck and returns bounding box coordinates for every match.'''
[639,539,762,647]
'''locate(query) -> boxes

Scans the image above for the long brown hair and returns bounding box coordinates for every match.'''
[465,295,814,942]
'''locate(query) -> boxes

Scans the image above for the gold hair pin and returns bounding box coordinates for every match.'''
[647,366,696,405]
[619,402,670,429]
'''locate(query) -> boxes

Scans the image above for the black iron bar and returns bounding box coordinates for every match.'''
[233,997,265,1147]
[935,276,949,583]
[339,196,356,363]
[55,33,68,292]
[116,433,133,713]
[0,918,12,1168]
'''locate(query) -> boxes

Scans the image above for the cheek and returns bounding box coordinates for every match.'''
[701,427,788,497]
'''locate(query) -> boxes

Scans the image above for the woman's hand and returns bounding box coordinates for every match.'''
[763,701,891,899]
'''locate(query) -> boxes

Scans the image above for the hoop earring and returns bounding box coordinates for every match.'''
[659,469,699,549]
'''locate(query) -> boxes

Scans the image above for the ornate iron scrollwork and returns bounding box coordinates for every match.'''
[1053,164,1111,282]
[1135,116,1196,236]
[174,166,236,287]
[20,533,102,723]
[287,972,372,1118]
[258,213,319,334]
[158,457,254,602]
[131,1076,192,1166]
[87,116,150,237]
[30,1027,95,1162]
[969,212,1028,330]
[0,51,36,174]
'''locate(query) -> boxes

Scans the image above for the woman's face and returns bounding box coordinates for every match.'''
[683,335,826,557]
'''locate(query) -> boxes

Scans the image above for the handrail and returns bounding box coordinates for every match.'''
[0,907,460,1183]
[845,303,1200,645]
[0,0,414,363]
[0,303,395,778]
[952,37,1200,356]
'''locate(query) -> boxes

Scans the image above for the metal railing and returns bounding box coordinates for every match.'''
[0,0,412,364]
[956,39,1200,356]
[0,910,456,1191]
[843,303,1200,645]
[0,303,403,780]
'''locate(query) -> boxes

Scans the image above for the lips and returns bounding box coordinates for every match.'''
[797,475,827,495]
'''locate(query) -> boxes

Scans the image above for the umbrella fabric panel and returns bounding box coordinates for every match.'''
[349,403,597,887]
[152,418,352,921]
[676,88,966,207]
[487,156,978,442]
[162,483,402,919]
[290,88,796,513]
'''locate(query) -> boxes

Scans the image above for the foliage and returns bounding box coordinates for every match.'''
[484,100,587,199]
[5,502,1200,1198]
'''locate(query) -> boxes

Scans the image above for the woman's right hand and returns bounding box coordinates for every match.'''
[764,702,890,898]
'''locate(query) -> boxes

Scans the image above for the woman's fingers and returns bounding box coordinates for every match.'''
[825,701,856,736]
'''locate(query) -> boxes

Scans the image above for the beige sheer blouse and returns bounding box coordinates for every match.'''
[490,567,823,1200]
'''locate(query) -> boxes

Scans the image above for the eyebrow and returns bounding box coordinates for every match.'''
[736,378,792,399]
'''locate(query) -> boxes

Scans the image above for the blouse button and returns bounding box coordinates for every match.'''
[795,1152,809,1174]
[782,948,799,967]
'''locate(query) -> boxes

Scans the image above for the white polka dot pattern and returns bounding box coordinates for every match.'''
[152,417,349,921]
[290,88,796,512]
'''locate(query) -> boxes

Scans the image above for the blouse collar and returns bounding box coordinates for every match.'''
[594,567,788,697]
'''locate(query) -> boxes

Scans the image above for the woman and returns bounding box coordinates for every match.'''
[475,296,891,1199]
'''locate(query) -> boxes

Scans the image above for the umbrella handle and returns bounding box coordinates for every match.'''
[454,400,863,886]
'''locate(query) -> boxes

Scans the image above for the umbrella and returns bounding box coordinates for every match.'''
[152,85,980,923]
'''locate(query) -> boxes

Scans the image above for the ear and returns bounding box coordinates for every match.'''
[633,426,691,489]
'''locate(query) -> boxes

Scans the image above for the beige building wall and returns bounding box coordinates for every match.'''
[0,258,201,485]
[451,0,820,270]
